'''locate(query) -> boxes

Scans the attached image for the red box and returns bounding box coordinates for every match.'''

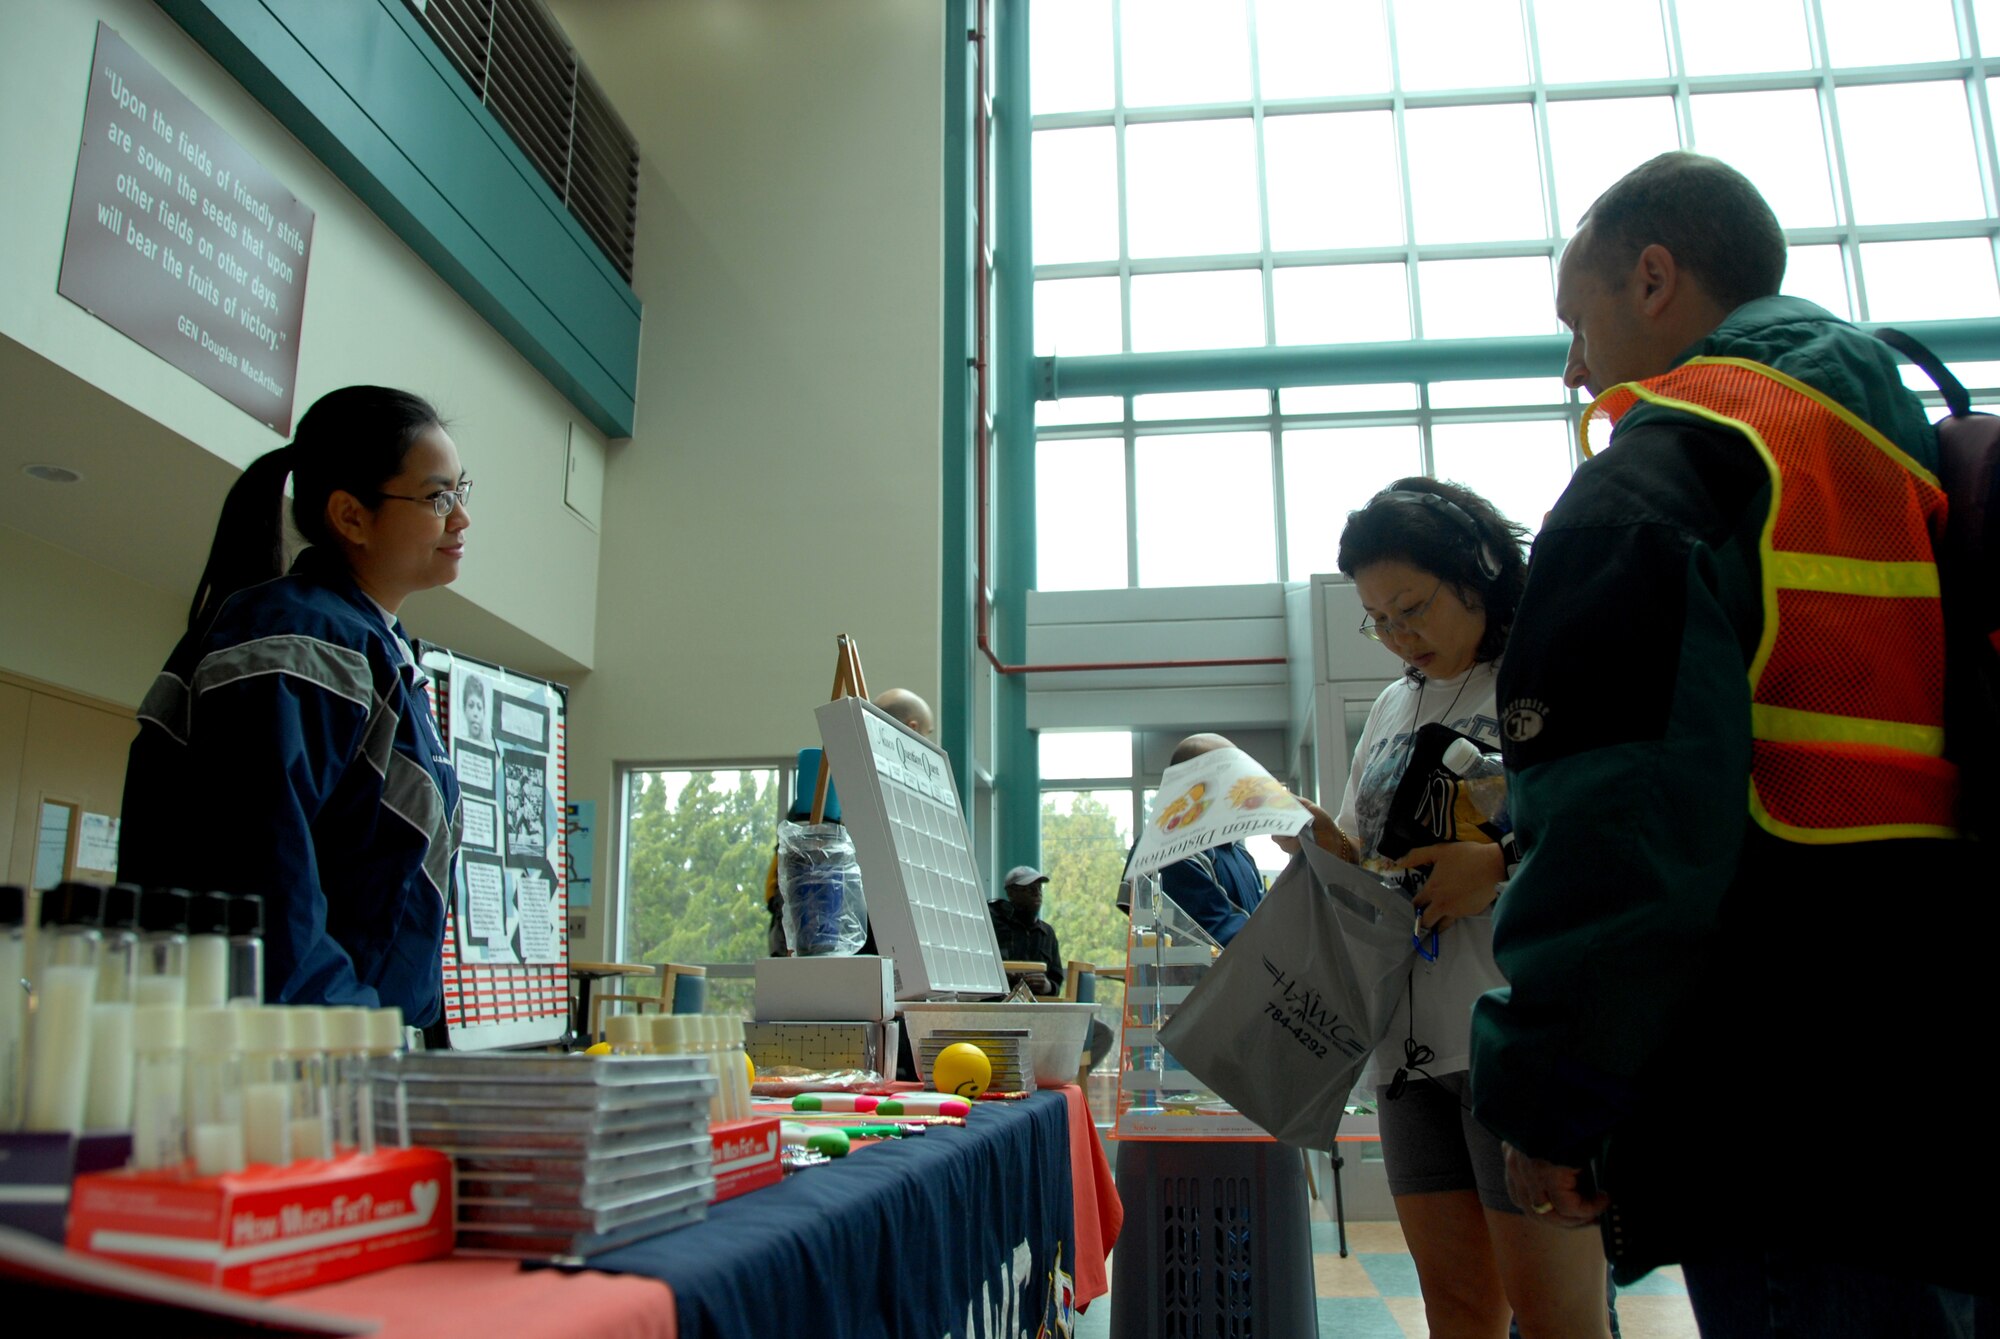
[710,1117,781,1202]
[67,1147,453,1295]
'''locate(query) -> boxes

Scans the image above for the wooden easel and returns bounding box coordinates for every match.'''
[809,634,868,823]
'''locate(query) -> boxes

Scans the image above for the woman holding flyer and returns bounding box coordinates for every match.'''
[119,386,468,1026]
[1287,479,1610,1338]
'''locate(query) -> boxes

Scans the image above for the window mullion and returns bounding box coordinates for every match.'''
[1804,0,1869,319]
[1247,0,1286,581]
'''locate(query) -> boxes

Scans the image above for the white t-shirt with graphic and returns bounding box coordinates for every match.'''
[1337,660,1506,1084]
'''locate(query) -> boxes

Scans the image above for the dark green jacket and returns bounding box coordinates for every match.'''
[1470,297,1986,1290]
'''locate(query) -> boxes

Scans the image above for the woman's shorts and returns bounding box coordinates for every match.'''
[1376,1069,1519,1214]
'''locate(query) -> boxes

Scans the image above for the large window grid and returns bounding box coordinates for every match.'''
[1028,0,2000,590]
[1035,383,1578,589]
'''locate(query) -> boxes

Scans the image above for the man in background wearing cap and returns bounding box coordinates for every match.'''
[989,866,1063,996]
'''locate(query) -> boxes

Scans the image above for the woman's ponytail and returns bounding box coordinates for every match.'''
[185,444,294,636]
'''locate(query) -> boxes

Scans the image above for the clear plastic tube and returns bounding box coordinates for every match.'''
[723,1017,753,1121]
[85,884,141,1131]
[184,1006,245,1176]
[284,1007,332,1161]
[136,887,191,1010]
[649,1013,687,1056]
[25,883,104,1134]
[2,886,26,1131]
[237,1007,292,1167]
[226,894,264,1005]
[130,1003,185,1171]
[605,1013,649,1055]
[325,1007,369,1154]
[185,892,231,1009]
[360,1008,404,1155]
[699,1016,726,1123]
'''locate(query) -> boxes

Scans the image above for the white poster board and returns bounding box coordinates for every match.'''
[417,643,569,1052]
[815,698,1007,1000]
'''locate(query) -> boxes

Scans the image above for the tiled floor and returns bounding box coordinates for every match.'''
[1076,1215,1699,1338]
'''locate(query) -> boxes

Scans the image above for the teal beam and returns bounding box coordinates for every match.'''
[1042,335,1565,398]
[1038,317,2000,401]
[993,0,1040,871]
[939,0,976,815]
[155,0,641,437]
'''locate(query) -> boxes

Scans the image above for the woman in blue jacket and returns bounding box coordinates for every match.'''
[119,386,468,1026]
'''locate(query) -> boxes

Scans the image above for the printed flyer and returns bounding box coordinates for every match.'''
[1126,747,1308,880]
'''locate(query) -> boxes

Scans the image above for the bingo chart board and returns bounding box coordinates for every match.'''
[815,698,1007,1000]
[417,642,570,1050]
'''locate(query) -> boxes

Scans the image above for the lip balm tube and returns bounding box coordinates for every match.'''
[184,892,231,1010]
[130,1003,186,1171]
[360,1007,404,1154]
[84,884,142,1131]
[24,882,105,1134]
[238,1006,292,1167]
[284,1007,332,1160]
[605,1013,649,1055]
[184,1006,245,1176]
[2,885,28,1130]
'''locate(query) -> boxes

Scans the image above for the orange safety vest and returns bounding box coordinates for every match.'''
[1582,356,1957,844]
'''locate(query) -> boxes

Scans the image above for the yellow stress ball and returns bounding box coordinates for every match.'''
[745,1053,757,1088]
[583,1042,614,1055]
[932,1042,991,1099]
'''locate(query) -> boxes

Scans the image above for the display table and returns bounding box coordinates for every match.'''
[594,1087,1118,1339]
[13,1089,1117,1338]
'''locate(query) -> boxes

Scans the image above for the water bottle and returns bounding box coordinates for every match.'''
[1440,737,1509,835]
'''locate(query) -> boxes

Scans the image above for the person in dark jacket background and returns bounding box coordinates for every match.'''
[989,864,1063,995]
[120,386,468,1027]
[1146,733,1266,946]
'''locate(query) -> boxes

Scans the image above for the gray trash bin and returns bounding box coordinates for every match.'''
[1110,1139,1317,1337]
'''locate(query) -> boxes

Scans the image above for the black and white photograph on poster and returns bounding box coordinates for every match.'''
[459,852,510,960]
[455,671,493,746]
[501,744,550,861]
[509,861,562,964]
[453,740,497,799]
[494,693,549,750]
[462,795,499,855]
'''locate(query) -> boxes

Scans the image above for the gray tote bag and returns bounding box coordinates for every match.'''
[1157,841,1416,1149]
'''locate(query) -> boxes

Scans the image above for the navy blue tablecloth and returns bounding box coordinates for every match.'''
[591,1091,1077,1339]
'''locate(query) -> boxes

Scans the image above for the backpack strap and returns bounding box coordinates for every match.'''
[1874,327,1972,418]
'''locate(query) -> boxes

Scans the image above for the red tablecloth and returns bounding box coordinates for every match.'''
[1060,1083,1123,1311]
[287,1257,676,1339]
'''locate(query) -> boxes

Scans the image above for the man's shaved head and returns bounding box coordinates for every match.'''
[1170,732,1235,766]
[873,687,935,738]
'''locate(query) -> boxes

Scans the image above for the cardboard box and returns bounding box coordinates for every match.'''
[69,1147,452,1295]
[709,1116,782,1202]
[744,1020,900,1076]
[753,955,895,1021]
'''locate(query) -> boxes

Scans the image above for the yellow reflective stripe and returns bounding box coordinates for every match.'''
[1749,785,1957,845]
[1592,378,1789,690]
[1751,703,1945,756]
[1767,551,1940,599]
[1682,357,1943,490]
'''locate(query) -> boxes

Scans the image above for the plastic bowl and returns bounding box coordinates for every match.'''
[896,1001,1098,1088]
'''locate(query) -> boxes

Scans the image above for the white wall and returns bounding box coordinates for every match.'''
[548,1,946,955]
[0,0,605,693]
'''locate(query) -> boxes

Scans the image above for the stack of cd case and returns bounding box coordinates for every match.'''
[372,1052,717,1260]
[917,1028,1030,1091]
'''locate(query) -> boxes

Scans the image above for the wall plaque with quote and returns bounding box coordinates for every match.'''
[58,23,315,434]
